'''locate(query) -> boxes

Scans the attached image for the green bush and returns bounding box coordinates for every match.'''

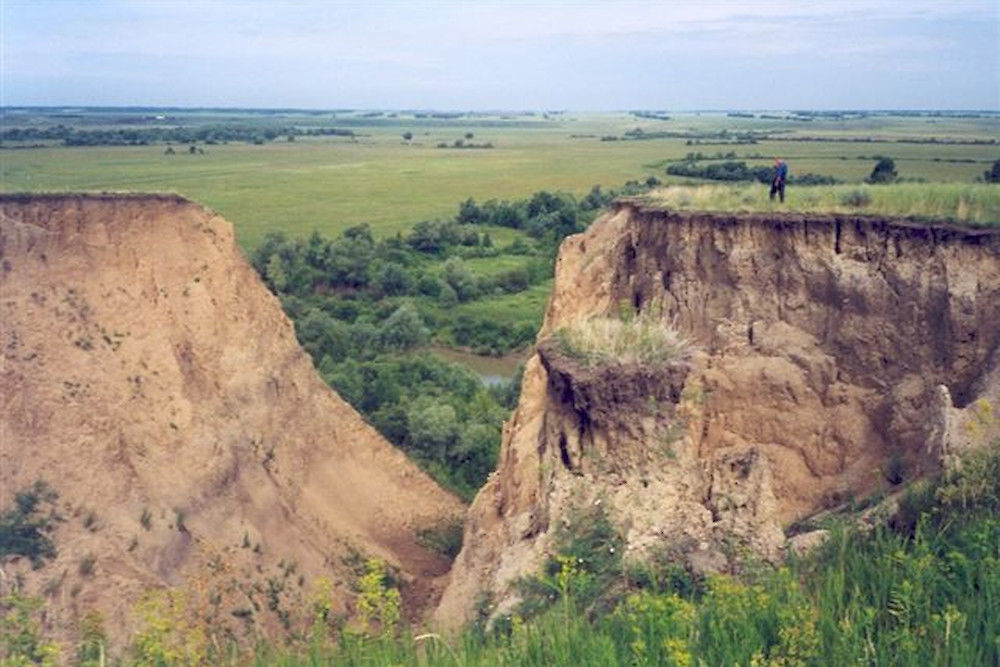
[0,480,61,568]
[416,517,464,558]
[984,158,1000,183]
[868,157,898,183]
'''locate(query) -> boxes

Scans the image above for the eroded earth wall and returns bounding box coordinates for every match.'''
[437,203,1000,625]
[0,194,461,647]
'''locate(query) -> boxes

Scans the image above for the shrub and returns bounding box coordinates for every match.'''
[0,593,60,664]
[0,480,61,567]
[937,433,1000,510]
[77,611,107,665]
[416,517,464,558]
[131,590,208,665]
[79,553,96,576]
[983,158,1000,183]
[607,591,696,665]
[868,157,898,183]
[378,303,428,351]
[355,559,400,636]
[839,188,872,207]
[515,498,625,620]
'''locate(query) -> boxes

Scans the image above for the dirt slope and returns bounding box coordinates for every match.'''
[437,203,1000,625]
[0,194,462,648]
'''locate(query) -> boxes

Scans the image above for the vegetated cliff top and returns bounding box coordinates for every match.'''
[628,182,1000,228]
[0,192,462,648]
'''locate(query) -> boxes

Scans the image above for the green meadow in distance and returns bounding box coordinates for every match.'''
[2,110,997,249]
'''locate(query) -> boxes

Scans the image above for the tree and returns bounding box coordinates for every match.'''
[438,283,458,307]
[408,401,459,461]
[379,303,428,350]
[264,254,289,292]
[296,309,351,362]
[457,198,484,225]
[465,132,474,140]
[984,158,1000,183]
[374,262,413,296]
[402,131,413,142]
[868,157,897,184]
[442,257,478,301]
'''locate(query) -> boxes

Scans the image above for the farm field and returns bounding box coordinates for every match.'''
[2,110,997,249]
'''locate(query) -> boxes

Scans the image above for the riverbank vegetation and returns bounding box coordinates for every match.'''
[249,179,656,498]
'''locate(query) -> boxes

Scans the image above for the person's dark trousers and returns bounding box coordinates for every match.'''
[770,179,785,202]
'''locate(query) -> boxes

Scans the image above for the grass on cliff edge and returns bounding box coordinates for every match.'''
[638,182,1000,226]
[551,315,693,367]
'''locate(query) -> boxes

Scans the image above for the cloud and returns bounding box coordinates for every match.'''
[2,0,996,108]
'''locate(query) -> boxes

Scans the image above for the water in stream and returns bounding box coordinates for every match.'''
[430,345,528,386]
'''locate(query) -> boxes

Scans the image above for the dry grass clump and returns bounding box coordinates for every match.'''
[552,315,692,367]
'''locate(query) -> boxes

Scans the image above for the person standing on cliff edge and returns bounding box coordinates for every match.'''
[770,157,788,202]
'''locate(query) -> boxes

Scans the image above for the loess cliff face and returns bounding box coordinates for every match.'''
[437,203,1000,624]
[0,195,461,646]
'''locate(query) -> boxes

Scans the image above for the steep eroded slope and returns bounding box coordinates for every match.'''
[0,194,462,646]
[438,203,1000,624]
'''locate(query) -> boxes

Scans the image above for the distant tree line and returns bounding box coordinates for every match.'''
[769,135,997,146]
[593,126,996,147]
[1,124,355,147]
[666,159,837,185]
[630,111,672,121]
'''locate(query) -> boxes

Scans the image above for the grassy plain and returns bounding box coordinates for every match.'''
[2,111,997,248]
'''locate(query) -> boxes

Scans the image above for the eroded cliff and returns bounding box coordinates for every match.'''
[0,194,462,647]
[437,203,1000,624]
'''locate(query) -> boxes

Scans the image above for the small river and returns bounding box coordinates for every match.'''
[429,345,529,386]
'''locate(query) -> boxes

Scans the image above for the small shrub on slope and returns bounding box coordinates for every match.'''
[0,480,61,568]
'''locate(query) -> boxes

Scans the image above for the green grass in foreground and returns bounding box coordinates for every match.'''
[247,440,1000,666]
[7,439,984,665]
[639,182,1000,226]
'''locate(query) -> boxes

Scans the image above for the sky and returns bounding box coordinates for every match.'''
[2,0,998,110]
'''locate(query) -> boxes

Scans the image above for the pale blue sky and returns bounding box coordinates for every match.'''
[3,0,998,110]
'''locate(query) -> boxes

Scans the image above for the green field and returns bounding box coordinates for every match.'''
[2,111,997,248]
[452,280,553,322]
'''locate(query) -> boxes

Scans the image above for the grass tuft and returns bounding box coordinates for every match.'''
[552,315,692,367]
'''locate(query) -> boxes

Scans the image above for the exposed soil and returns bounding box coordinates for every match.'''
[436,203,1000,627]
[0,194,463,649]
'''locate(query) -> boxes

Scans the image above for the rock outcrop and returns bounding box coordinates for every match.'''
[437,203,1000,625]
[0,194,462,647]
